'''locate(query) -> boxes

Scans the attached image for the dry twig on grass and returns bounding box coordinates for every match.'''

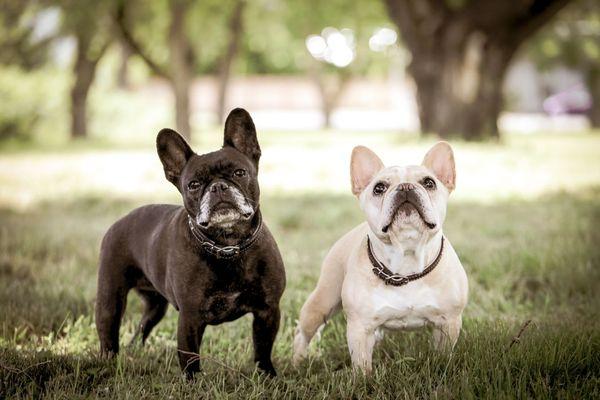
[509,319,533,349]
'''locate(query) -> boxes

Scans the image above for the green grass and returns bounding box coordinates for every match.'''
[1,132,600,398]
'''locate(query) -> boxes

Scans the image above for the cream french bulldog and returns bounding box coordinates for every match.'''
[293,142,468,374]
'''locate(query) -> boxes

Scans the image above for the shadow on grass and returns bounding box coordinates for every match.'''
[0,318,598,399]
[0,349,113,398]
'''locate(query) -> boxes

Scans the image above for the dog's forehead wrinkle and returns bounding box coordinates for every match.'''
[193,148,252,170]
[375,165,431,185]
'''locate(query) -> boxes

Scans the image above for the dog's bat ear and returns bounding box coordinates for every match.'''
[223,108,261,167]
[422,141,456,192]
[156,128,194,188]
[350,146,385,196]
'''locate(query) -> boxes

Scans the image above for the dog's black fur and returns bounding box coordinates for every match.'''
[95,108,285,377]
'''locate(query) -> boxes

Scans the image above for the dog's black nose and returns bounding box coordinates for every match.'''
[210,181,229,193]
[397,183,415,191]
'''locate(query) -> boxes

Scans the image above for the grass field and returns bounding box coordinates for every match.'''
[1,131,599,398]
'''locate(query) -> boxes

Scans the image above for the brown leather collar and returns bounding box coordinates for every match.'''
[366,235,444,286]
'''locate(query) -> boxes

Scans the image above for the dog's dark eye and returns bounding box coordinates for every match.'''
[422,177,436,190]
[373,182,388,195]
[187,181,200,191]
[233,169,246,178]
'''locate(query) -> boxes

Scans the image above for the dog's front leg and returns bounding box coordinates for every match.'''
[177,312,206,379]
[432,315,462,350]
[252,307,280,376]
[346,318,376,375]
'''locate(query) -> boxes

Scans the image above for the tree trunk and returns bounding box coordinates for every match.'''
[409,32,515,139]
[116,39,132,89]
[216,0,245,124]
[322,102,333,129]
[114,0,194,138]
[384,0,572,140]
[169,0,193,140]
[70,35,102,139]
[309,61,352,129]
[587,66,600,128]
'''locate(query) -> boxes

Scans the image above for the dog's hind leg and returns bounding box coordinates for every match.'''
[95,234,134,358]
[130,289,168,346]
[95,265,130,357]
[293,256,344,366]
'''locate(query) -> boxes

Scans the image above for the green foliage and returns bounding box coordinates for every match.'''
[119,0,392,75]
[0,0,52,69]
[121,0,238,74]
[527,0,600,70]
[0,66,65,143]
[56,0,114,37]
[241,0,391,74]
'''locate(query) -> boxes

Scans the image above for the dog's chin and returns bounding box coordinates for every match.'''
[381,203,436,233]
[198,206,253,229]
[208,208,242,229]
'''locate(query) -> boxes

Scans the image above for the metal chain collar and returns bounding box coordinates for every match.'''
[187,213,262,259]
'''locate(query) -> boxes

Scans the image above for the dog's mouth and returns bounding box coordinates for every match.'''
[197,201,253,228]
[212,201,237,213]
[382,200,436,233]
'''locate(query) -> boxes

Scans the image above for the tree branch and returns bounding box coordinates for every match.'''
[92,40,112,65]
[384,0,421,50]
[113,0,170,80]
[385,0,455,51]
[219,0,245,70]
[216,0,246,121]
[460,0,572,43]
[513,0,572,42]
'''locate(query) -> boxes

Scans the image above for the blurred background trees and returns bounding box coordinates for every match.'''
[0,1,53,69]
[527,0,600,127]
[384,0,572,140]
[58,0,114,139]
[115,0,250,140]
[0,0,597,144]
[0,0,55,141]
[115,0,197,140]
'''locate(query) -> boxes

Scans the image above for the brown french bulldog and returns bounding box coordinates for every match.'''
[95,108,285,378]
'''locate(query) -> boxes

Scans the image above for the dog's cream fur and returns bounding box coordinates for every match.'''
[293,142,468,374]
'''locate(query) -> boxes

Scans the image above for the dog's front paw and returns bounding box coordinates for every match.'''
[99,348,118,360]
[292,329,309,367]
[257,361,277,377]
[181,368,206,381]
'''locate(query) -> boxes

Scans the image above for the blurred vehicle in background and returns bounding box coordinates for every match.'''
[543,83,592,115]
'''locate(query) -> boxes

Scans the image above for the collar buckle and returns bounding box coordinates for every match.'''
[216,245,240,258]
[189,214,261,259]
[386,275,409,286]
[200,241,240,258]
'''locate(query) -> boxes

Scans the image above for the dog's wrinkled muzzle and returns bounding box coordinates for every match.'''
[381,184,437,232]
[196,180,254,227]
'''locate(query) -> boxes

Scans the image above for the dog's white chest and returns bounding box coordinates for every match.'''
[371,285,444,330]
